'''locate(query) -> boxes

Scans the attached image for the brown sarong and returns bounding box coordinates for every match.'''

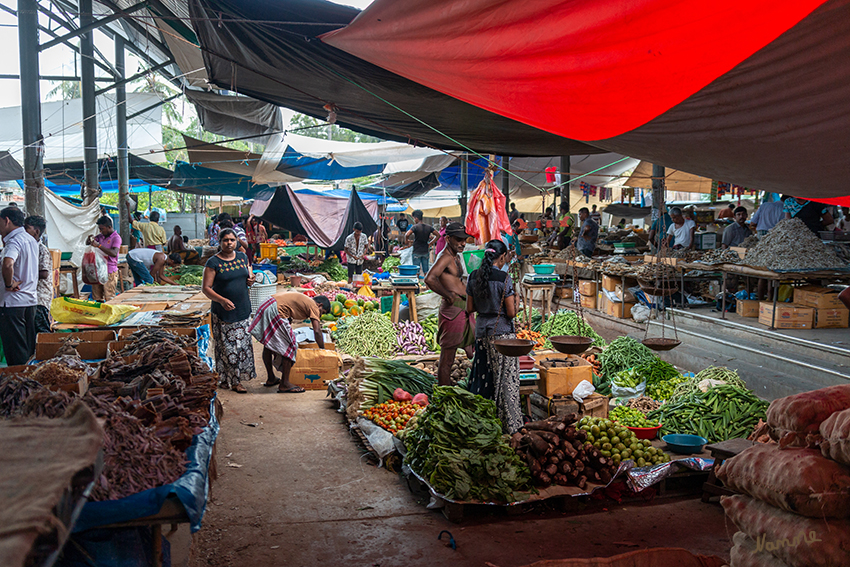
[438,297,475,350]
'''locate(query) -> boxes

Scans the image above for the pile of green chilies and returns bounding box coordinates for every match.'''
[648,384,768,443]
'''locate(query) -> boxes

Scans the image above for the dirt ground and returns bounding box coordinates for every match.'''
[188,342,734,567]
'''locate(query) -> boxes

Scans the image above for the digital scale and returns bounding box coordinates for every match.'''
[389,274,420,286]
[519,370,539,385]
[523,274,559,284]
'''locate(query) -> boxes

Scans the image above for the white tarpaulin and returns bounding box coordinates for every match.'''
[285,133,447,167]
[625,160,715,194]
[44,189,100,253]
[253,133,306,187]
[0,93,163,165]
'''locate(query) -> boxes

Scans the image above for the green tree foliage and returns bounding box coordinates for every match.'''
[289,113,382,143]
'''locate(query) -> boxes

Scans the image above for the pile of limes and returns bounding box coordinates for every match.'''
[610,405,660,428]
[578,416,671,468]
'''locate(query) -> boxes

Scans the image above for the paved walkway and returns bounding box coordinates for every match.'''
[188,343,733,567]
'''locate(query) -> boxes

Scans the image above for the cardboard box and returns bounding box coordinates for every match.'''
[813,307,850,329]
[289,348,342,390]
[125,301,171,312]
[793,286,845,309]
[555,286,571,299]
[614,284,636,303]
[299,341,336,351]
[580,293,597,309]
[38,330,117,343]
[35,341,110,361]
[579,393,609,419]
[536,354,593,396]
[578,279,597,297]
[758,302,814,329]
[605,300,635,319]
[737,299,760,318]
[602,274,619,292]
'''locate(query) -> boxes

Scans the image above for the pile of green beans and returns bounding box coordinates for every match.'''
[540,310,606,348]
[595,337,657,396]
[649,384,768,443]
[669,366,747,400]
[336,311,398,358]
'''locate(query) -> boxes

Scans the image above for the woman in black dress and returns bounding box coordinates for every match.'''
[466,239,521,433]
[202,228,257,392]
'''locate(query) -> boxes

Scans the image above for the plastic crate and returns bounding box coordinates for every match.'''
[259,243,279,261]
[381,295,394,313]
[252,263,278,276]
[249,283,277,313]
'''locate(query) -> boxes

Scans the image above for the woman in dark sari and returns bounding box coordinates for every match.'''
[466,239,522,433]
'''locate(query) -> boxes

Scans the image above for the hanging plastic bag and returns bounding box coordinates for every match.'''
[81,246,108,285]
[399,246,414,266]
[572,380,596,403]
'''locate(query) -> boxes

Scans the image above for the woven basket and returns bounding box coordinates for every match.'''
[249,283,277,313]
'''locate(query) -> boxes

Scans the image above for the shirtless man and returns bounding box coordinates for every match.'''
[424,222,475,386]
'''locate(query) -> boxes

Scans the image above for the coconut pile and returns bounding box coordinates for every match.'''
[743,218,847,271]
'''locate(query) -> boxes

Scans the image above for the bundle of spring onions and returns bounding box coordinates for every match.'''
[347,358,436,416]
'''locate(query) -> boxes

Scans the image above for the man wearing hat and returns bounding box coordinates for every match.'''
[425,222,476,386]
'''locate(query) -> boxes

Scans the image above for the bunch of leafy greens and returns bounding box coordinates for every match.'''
[319,257,347,281]
[404,386,531,503]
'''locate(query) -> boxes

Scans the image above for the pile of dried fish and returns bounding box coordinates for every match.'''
[114,327,197,357]
[700,248,742,265]
[828,242,850,264]
[669,249,704,262]
[159,310,207,327]
[739,235,760,249]
[743,218,847,271]
[28,355,93,389]
[0,375,42,418]
[601,256,638,276]
[634,262,677,281]
[83,394,188,501]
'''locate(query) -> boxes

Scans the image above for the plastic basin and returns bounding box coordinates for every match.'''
[627,424,663,440]
[398,264,419,276]
[533,264,555,274]
[662,434,708,454]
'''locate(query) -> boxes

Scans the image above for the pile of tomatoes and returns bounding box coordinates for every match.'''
[362,400,419,435]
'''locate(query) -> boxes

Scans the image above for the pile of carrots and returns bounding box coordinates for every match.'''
[517,329,546,349]
[581,352,602,377]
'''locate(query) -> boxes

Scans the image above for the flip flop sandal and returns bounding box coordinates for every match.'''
[263,378,281,387]
[277,386,306,393]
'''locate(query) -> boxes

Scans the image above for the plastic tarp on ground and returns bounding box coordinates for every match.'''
[323,0,850,198]
[44,188,100,253]
[189,0,603,157]
[252,186,378,250]
[74,397,220,534]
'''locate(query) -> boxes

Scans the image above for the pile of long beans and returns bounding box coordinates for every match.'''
[336,311,398,358]
[669,366,747,401]
[540,310,606,348]
[595,337,657,395]
[649,384,768,443]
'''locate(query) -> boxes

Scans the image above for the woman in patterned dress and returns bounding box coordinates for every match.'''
[202,228,257,392]
[466,239,522,433]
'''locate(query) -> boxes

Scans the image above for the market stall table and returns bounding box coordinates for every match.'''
[59,264,80,298]
[520,282,557,323]
[390,285,419,324]
[701,438,757,502]
[714,263,850,329]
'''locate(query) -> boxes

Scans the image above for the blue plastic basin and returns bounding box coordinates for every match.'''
[662,434,708,454]
[398,264,419,276]
[533,264,556,275]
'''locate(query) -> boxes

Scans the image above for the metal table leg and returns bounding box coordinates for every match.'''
[770,280,779,330]
[721,272,727,319]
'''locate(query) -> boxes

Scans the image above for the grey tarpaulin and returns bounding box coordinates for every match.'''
[0,151,23,182]
[185,91,282,141]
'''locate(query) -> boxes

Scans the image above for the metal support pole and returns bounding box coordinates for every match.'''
[80,0,99,204]
[559,156,570,209]
[459,156,468,220]
[651,164,665,218]
[18,0,44,216]
[501,156,510,218]
[116,36,130,245]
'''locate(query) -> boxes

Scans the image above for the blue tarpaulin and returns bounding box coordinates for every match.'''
[16,178,162,197]
[74,396,220,534]
[170,161,275,200]
[277,148,384,180]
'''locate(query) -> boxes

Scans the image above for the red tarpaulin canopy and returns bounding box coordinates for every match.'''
[323,0,850,198]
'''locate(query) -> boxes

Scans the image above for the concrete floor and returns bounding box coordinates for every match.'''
[185,342,734,567]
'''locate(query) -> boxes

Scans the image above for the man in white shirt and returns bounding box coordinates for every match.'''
[0,207,39,364]
[662,207,696,250]
[749,195,787,236]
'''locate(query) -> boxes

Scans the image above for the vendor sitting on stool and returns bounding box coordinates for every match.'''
[249,292,331,394]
